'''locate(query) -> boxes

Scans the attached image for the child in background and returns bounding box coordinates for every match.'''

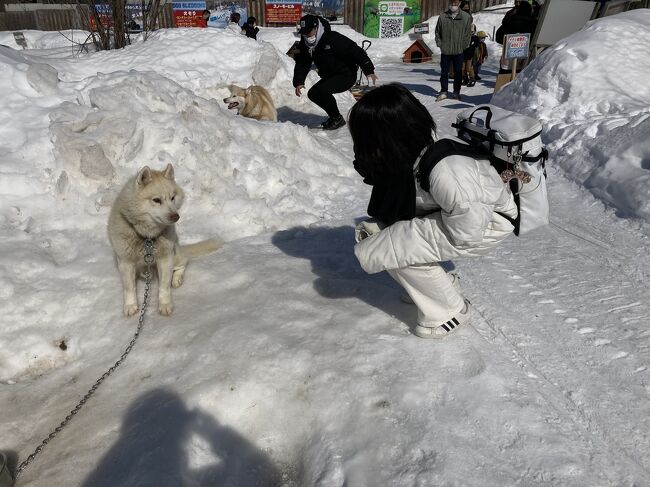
[473,31,488,82]
[460,0,477,87]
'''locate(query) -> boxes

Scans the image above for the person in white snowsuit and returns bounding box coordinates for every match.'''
[348,84,517,338]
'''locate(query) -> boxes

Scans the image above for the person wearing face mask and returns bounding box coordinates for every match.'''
[293,14,378,130]
[434,0,473,101]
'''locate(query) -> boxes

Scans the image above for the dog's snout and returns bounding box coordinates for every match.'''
[169,213,180,223]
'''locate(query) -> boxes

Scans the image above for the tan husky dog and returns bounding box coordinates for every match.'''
[223,84,277,122]
[108,164,221,317]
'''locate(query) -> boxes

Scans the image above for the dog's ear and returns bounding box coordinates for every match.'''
[163,163,175,180]
[136,166,153,187]
[245,87,252,95]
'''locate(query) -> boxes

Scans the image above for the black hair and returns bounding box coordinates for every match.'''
[246,16,256,24]
[348,83,436,177]
[230,12,241,23]
[516,1,532,16]
[460,0,471,11]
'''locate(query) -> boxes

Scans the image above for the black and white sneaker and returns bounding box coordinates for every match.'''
[320,115,346,130]
[413,299,471,339]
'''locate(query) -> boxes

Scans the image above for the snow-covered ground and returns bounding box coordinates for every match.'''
[1,6,649,486]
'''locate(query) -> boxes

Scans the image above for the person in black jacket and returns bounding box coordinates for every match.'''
[293,14,378,130]
[495,1,537,45]
[242,16,259,39]
[495,1,537,74]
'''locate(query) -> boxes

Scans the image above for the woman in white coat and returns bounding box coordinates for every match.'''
[348,84,517,338]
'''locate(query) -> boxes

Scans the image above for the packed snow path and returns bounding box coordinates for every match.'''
[2,44,649,487]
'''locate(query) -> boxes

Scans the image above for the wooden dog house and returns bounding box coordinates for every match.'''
[403,40,433,63]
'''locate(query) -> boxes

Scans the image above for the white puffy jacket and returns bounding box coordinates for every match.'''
[354,154,518,274]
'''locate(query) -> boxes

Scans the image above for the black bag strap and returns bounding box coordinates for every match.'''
[467,106,493,129]
[416,138,486,192]
[417,138,521,236]
[522,147,548,178]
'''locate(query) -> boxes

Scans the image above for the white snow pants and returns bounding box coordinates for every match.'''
[388,263,464,327]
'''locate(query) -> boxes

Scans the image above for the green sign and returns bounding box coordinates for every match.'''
[363,0,421,38]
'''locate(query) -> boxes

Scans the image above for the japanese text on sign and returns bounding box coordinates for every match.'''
[265,0,301,24]
[504,33,530,59]
[378,1,407,16]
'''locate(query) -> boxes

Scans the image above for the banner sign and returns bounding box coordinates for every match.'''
[172,1,207,27]
[363,0,420,38]
[206,1,247,28]
[88,4,146,30]
[302,0,344,22]
[265,0,302,25]
[504,33,530,59]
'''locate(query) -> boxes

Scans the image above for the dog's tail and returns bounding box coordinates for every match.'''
[180,238,223,259]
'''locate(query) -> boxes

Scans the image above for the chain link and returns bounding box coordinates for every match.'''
[14,238,155,481]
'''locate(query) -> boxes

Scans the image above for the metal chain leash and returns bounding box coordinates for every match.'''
[13,238,155,483]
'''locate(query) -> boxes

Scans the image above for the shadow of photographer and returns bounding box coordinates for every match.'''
[82,388,282,487]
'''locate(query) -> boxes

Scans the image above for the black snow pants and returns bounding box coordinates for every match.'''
[308,72,357,118]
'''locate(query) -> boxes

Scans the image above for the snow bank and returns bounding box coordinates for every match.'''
[493,10,650,220]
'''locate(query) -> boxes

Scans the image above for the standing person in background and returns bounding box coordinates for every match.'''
[495,1,537,73]
[242,16,259,39]
[434,0,472,101]
[292,14,378,130]
[496,1,537,45]
[473,31,489,81]
[199,9,211,28]
[226,12,242,34]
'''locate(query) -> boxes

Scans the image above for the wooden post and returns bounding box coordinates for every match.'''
[510,58,518,81]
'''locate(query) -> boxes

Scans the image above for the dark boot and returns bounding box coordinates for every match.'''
[321,115,346,130]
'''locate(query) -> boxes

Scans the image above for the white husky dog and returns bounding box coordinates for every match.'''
[108,164,221,317]
[223,84,277,122]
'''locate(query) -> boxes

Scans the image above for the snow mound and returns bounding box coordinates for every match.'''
[493,10,650,220]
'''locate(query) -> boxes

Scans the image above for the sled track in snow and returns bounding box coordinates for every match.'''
[459,203,650,482]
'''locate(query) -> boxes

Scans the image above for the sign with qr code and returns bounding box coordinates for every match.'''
[504,33,530,59]
[363,0,421,38]
[379,17,404,38]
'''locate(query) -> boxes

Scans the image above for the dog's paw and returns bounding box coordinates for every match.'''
[172,269,185,288]
[124,304,139,317]
[159,302,174,316]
